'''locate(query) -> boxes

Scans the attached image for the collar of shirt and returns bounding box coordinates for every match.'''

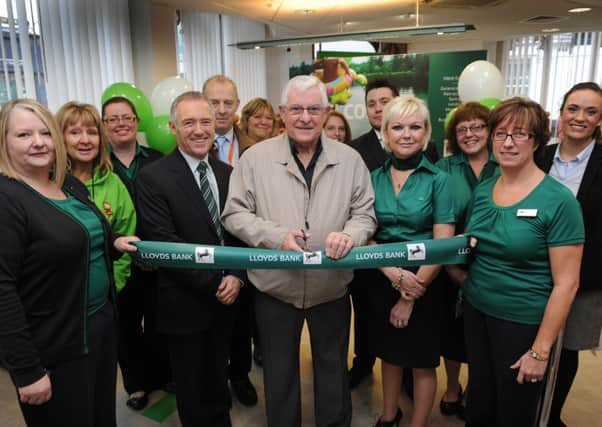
[553,138,596,164]
[216,127,235,145]
[179,148,210,176]
[383,151,438,175]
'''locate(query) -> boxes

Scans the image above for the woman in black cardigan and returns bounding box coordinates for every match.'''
[0,99,138,427]
[537,82,602,427]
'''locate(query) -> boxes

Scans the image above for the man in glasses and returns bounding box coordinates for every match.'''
[223,75,376,427]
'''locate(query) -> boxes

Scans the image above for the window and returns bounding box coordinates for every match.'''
[0,0,46,104]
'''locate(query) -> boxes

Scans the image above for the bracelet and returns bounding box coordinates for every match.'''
[400,291,412,300]
[528,348,549,362]
[391,268,404,291]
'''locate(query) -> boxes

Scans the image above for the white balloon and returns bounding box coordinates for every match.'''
[457,60,505,102]
[150,76,193,115]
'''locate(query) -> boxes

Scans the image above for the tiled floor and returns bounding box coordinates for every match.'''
[1,323,601,426]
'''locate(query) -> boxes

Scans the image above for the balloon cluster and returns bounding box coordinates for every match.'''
[444,60,505,131]
[101,76,193,154]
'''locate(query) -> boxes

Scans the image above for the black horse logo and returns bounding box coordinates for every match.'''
[196,249,210,260]
[410,245,423,256]
[305,252,318,260]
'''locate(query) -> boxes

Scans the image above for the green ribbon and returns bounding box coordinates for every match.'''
[132,236,470,270]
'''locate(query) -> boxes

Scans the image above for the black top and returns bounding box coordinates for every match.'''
[0,175,117,387]
[537,142,602,291]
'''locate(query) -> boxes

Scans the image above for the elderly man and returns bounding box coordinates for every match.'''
[222,75,376,427]
[136,91,243,427]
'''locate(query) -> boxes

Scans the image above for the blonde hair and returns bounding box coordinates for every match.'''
[56,101,113,175]
[0,98,67,186]
[381,95,431,153]
[240,98,276,139]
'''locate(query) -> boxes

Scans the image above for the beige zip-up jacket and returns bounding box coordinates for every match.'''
[222,133,376,309]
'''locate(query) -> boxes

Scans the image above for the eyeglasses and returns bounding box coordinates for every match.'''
[493,131,533,142]
[285,105,324,116]
[456,124,487,135]
[103,115,137,126]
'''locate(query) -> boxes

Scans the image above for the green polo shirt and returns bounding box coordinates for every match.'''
[371,156,455,243]
[436,152,498,231]
[464,175,584,325]
[49,195,111,316]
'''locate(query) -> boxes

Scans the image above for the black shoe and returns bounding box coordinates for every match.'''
[230,377,258,406]
[126,393,149,411]
[373,408,402,427]
[253,345,263,367]
[349,365,372,390]
[440,386,464,420]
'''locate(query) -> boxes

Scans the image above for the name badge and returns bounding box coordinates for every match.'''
[517,209,538,217]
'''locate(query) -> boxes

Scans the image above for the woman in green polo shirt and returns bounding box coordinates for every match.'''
[368,95,455,427]
[435,102,498,419]
[463,97,584,427]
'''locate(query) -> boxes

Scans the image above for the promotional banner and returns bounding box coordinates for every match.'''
[290,50,487,153]
[132,236,471,270]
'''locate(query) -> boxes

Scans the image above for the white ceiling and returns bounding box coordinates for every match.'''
[161,0,602,45]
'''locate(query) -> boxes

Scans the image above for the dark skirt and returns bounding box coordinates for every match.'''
[367,267,443,368]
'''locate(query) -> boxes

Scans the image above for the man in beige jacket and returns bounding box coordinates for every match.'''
[222,75,376,427]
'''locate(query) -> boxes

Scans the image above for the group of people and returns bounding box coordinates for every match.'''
[0,71,600,427]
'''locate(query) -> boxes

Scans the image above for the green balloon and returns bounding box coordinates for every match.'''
[479,97,502,110]
[101,82,153,132]
[145,115,176,154]
[444,106,458,132]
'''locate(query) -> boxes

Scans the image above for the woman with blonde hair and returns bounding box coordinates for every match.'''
[240,97,276,142]
[0,98,138,426]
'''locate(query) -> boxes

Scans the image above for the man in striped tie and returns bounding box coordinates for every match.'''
[136,91,243,427]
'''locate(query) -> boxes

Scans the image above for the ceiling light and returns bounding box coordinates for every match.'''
[568,7,592,12]
[542,28,560,33]
[231,24,476,49]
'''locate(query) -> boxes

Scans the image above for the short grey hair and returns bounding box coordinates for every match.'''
[381,95,432,153]
[170,91,214,123]
[280,75,328,106]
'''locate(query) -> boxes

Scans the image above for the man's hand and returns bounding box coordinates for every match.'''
[18,374,52,405]
[216,275,241,305]
[325,232,354,259]
[281,230,307,252]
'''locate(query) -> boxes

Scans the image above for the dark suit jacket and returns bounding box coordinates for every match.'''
[538,142,602,291]
[136,149,242,334]
[350,129,440,172]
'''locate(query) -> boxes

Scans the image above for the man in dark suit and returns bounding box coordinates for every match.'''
[136,91,243,427]
[203,75,258,406]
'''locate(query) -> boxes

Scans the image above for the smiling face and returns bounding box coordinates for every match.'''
[324,114,347,143]
[280,85,329,148]
[560,89,602,146]
[64,120,100,170]
[6,108,55,178]
[492,117,537,170]
[170,98,215,159]
[247,107,274,142]
[385,111,427,160]
[103,101,139,149]
[455,119,489,157]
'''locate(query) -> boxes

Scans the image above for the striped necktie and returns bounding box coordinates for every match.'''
[197,161,223,241]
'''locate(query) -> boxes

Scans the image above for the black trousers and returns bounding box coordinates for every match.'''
[548,348,579,427]
[255,290,352,427]
[19,303,117,427]
[167,309,235,427]
[228,284,253,380]
[464,301,544,427]
[348,270,376,370]
[117,266,170,394]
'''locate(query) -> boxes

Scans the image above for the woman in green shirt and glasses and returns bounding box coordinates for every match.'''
[368,95,456,427]
[463,97,584,426]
